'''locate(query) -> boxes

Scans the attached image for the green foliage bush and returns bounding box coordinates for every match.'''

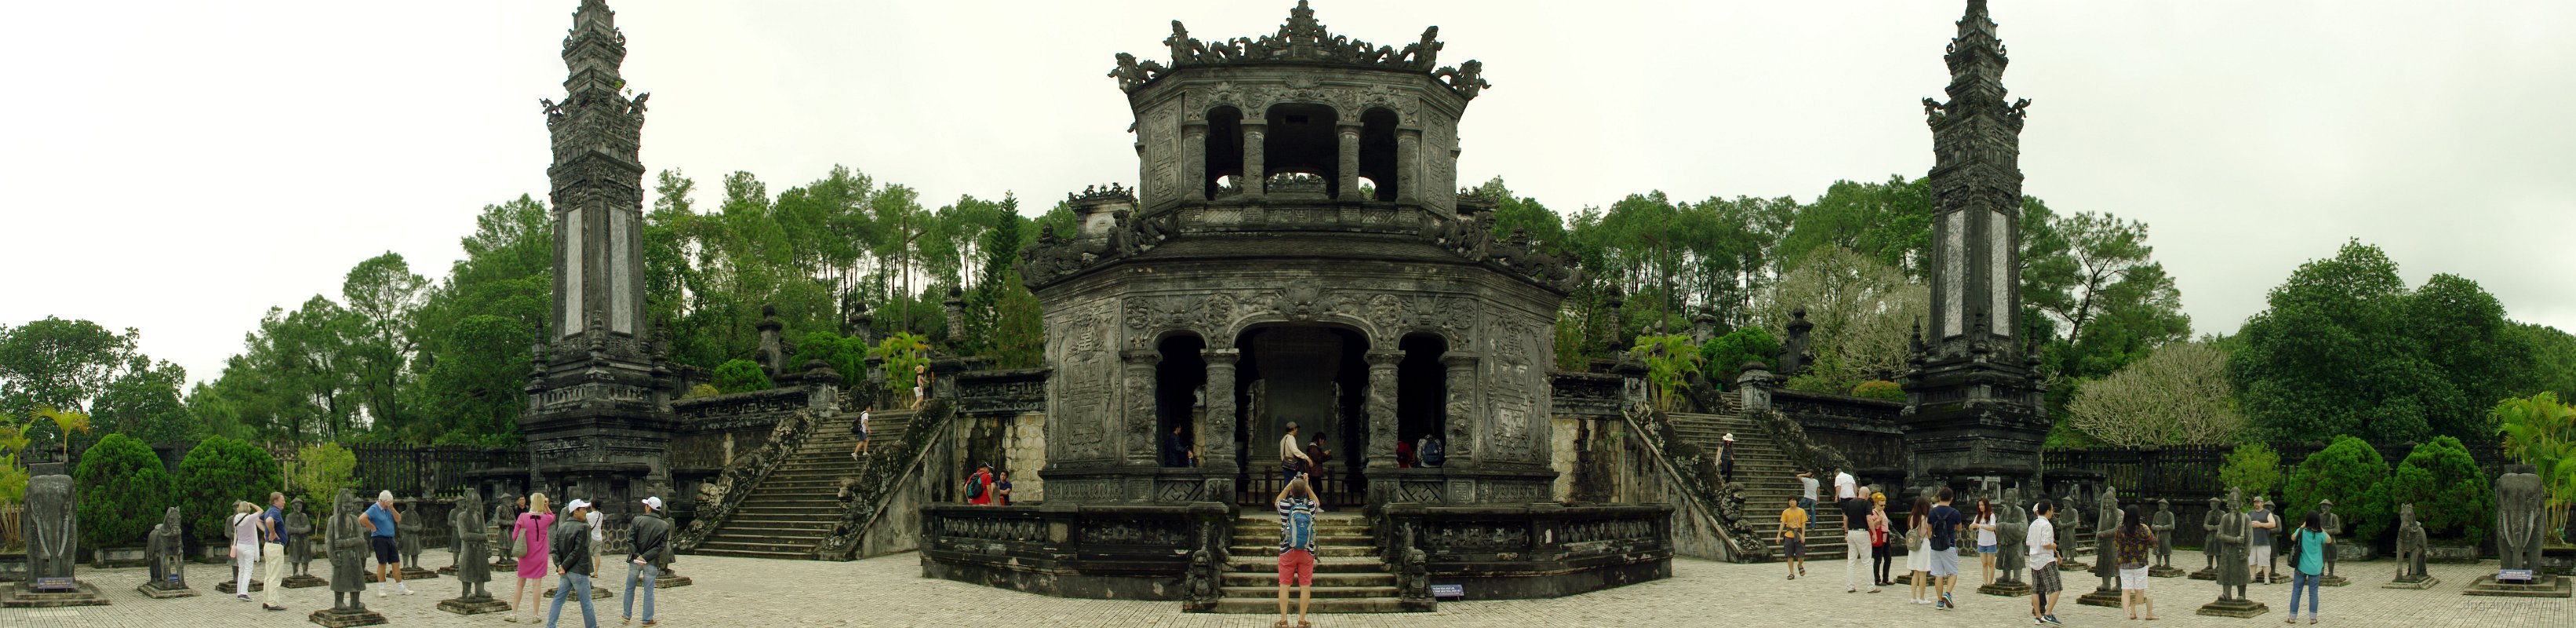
[290,443,356,511]
[1700,327,1781,386]
[1635,334,1704,408]
[75,434,174,549]
[2375,435,2492,544]
[2219,443,2283,502]
[871,332,932,394]
[2282,435,2389,541]
[176,436,284,546]
[711,359,773,394]
[1850,380,1905,403]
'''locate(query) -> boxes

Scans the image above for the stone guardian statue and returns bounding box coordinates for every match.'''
[2092,486,2120,590]
[2192,495,2224,579]
[20,467,100,601]
[140,506,192,597]
[2215,489,2251,600]
[395,502,431,579]
[2149,498,2181,577]
[2314,499,2345,585]
[2388,503,2433,587]
[327,489,370,611]
[436,492,508,615]
[2494,466,2546,574]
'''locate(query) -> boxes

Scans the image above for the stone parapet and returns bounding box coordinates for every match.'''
[919,502,1235,601]
[1374,503,1672,600]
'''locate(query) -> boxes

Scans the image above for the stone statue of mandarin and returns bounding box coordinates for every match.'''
[1993,486,2028,581]
[2093,485,2120,587]
[449,492,493,598]
[2199,495,2225,572]
[2214,488,2252,600]
[396,501,426,567]
[286,498,316,575]
[2314,499,2342,578]
[2150,498,2176,569]
[327,488,371,612]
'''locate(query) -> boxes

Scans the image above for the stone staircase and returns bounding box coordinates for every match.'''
[1208,510,1413,613]
[693,409,915,559]
[1668,411,1851,560]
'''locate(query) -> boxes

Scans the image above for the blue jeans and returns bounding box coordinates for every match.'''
[548,571,595,628]
[2287,571,2320,619]
[622,562,657,623]
[1797,498,1816,529]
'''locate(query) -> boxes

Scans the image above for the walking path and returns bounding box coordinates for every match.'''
[5,549,2564,627]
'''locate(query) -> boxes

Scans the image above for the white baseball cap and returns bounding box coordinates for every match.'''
[641,496,663,510]
[566,498,591,510]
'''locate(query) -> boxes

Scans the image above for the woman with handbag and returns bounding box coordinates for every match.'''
[508,493,557,623]
[1868,492,1894,587]
[228,501,262,603]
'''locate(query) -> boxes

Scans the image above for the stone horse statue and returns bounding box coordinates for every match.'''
[144,506,189,592]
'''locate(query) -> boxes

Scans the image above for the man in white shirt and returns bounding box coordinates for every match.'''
[1280,422,1314,486]
[1834,469,1858,501]
[1794,472,1821,534]
[2027,499,2062,625]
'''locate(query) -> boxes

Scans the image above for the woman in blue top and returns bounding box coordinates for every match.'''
[2286,512,2328,624]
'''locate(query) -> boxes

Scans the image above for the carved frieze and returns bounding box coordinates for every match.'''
[1082,520,1188,547]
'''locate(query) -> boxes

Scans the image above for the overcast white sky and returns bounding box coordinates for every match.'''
[4,1,2572,387]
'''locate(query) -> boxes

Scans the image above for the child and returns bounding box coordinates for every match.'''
[1780,497,1809,579]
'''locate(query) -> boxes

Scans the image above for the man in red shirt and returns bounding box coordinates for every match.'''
[966,464,995,506]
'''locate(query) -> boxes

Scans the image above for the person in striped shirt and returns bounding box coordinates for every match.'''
[1275,476,1320,628]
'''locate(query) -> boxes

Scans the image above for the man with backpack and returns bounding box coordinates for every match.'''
[1418,435,1444,468]
[966,464,995,506]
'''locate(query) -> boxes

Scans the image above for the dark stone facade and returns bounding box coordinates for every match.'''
[1898,0,2050,487]
[1377,504,1672,600]
[919,503,1231,600]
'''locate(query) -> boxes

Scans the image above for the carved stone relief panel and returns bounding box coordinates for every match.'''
[1051,300,1117,462]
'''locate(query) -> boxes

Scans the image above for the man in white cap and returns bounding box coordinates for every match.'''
[1718,433,1737,484]
[551,499,599,627]
[624,497,672,626]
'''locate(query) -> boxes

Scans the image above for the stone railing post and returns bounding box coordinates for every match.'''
[1202,348,1241,473]
[1394,128,1421,205]
[1182,122,1208,201]
[1241,122,1268,201]
[1735,363,1774,414]
[1439,353,1479,460]
[1122,349,1163,466]
[1335,123,1362,201]
[1365,349,1404,469]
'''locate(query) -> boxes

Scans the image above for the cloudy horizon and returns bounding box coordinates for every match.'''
[4,0,2571,388]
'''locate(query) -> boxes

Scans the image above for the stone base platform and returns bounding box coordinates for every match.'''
[282,574,329,588]
[436,595,512,615]
[2147,565,2185,578]
[437,564,457,575]
[2,581,112,608]
[2057,560,2090,571]
[2195,597,2268,618]
[2382,575,2440,590]
[492,559,518,571]
[216,579,264,593]
[542,586,614,600]
[137,582,198,598]
[2188,567,2218,580]
[308,607,389,627]
[2318,573,2349,586]
[2460,574,2571,597]
[2074,586,2124,608]
[657,571,693,588]
[1977,579,2031,597]
[399,567,439,580]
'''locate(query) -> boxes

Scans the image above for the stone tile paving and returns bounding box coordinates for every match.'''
[4,550,2566,627]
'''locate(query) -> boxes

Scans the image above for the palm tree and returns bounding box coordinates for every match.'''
[35,406,90,459]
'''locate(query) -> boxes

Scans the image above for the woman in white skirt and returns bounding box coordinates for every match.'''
[2114,506,2159,620]
[1905,499,1934,604]
[228,501,262,602]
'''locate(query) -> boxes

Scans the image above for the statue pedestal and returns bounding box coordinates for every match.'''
[398,566,439,580]
[1,581,111,608]
[2186,566,2218,581]
[2461,574,2572,597]
[282,574,330,589]
[2056,559,2089,571]
[137,581,198,599]
[2382,574,2439,590]
[308,607,389,627]
[2074,584,2125,608]
[493,558,519,571]
[2148,564,2185,578]
[437,564,458,575]
[1977,579,2032,597]
[543,585,615,600]
[2317,573,2349,586]
[216,579,264,594]
[2194,597,2269,618]
[657,568,693,588]
[437,594,512,615]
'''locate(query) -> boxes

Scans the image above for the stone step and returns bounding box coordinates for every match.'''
[1226,556,1381,573]
[689,546,812,560]
[1231,545,1375,557]
[737,496,845,507]
[1218,585,1397,599]
[1232,531,1373,544]
[1201,597,1417,614]
[707,524,834,539]
[1221,571,1392,588]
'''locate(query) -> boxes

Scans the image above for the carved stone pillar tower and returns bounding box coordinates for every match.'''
[1241,122,1268,200]
[1900,0,2047,485]
[1440,353,1479,461]
[1202,348,1241,474]
[1364,349,1403,469]
[1122,349,1163,466]
[1394,129,1421,205]
[1335,124,1362,201]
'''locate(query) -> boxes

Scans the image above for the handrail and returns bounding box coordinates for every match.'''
[675,407,818,553]
[811,398,956,560]
[1615,401,1770,562]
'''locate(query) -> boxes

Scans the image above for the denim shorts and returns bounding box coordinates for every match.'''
[1978,544,1998,554]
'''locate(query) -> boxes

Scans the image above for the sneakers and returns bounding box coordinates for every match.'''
[2043,615,2063,625]
[376,585,387,597]
[236,593,253,602]
[264,604,286,612]
[398,584,416,595]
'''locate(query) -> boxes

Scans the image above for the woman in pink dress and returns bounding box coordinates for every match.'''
[507,493,555,623]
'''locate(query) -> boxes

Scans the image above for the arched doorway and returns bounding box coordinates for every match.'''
[1230,324,1369,506]
[1395,334,1447,466]
[1155,334,1207,468]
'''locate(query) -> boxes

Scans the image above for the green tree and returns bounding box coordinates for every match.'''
[2065,341,2243,446]
[2281,435,2391,542]
[175,436,284,546]
[711,360,772,394]
[290,443,358,510]
[340,252,426,440]
[2219,443,2283,504]
[89,358,198,444]
[1634,334,1704,409]
[0,318,140,453]
[75,433,173,549]
[2492,392,2576,544]
[2229,240,2519,446]
[1758,246,1926,395]
[871,332,933,399]
[1698,327,1781,386]
[2376,436,2493,544]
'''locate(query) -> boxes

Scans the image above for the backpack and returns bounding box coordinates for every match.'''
[966,475,986,499]
[1421,439,1445,466]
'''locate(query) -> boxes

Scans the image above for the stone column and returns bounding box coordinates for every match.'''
[1182,122,1208,201]
[1202,348,1240,473]
[1335,124,1362,201]
[1241,122,1268,201]
[1394,128,1421,205]
[1364,349,1404,469]
[1440,354,1479,461]
[1122,349,1163,466]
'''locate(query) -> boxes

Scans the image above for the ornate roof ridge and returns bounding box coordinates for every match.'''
[1068,183,1135,205]
[1108,2,1490,100]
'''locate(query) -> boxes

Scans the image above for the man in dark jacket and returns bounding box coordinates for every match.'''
[624,497,671,626]
[549,499,598,628]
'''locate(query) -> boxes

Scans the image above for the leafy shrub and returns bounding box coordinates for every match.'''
[1700,327,1781,385]
[2375,435,2492,544]
[871,332,933,396]
[75,434,174,548]
[2282,435,2390,541]
[711,359,773,394]
[1635,334,1705,409]
[682,384,721,400]
[2219,443,2283,503]
[176,436,284,546]
[1850,380,1905,403]
[290,443,356,511]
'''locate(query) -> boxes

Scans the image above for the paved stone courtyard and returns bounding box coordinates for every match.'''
[3,550,2566,627]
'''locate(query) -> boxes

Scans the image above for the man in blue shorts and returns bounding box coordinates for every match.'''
[1927,487,1963,610]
